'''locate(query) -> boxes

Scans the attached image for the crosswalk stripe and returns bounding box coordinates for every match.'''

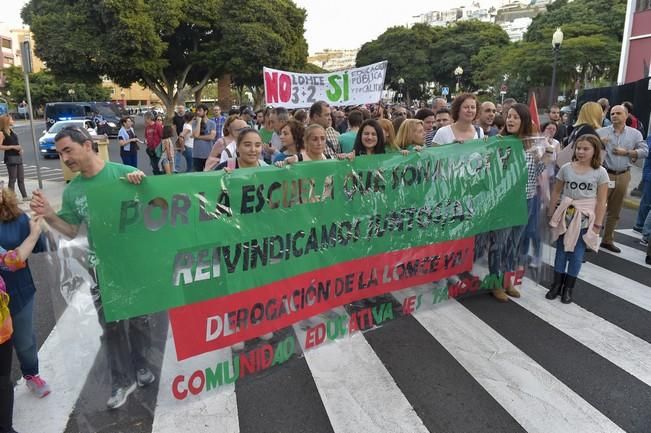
[616,228,643,240]
[13,288,102,433]
[151,324,240,433]
[542,244,651,312]
[392,291,625,433]
[599,240,650,268]
[513,279,651,387]
[292,307,429,433]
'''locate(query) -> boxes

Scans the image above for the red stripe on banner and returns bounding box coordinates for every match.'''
[169,237,474,360]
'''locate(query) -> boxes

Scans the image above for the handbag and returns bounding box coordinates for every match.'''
[5,154,22,165]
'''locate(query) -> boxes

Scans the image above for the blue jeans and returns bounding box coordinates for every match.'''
[643,210,651,240]
[120,152,138,168]
[554,228,587,277]
[520,196,541,264]
[11,298,38,377]
[489,225,525,275]
[635,180,651,229]
[174,148,193,173]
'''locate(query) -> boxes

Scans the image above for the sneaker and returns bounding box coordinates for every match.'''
[106,382,136,410]
[632,226,643,234]
[646,256,651,265]
[136,368,155,387]
[640,238,649,247]
[24,375,51,398]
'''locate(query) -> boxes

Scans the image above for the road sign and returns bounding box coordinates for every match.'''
[500,83,508,93]
[441,87,449,96]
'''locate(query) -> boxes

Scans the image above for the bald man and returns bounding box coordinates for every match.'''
[219,118,249,163]
[432,98,448,113]
[597,105,649,252]
[478,101,498,136]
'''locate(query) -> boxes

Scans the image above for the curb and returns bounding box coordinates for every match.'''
[623,197,640,210]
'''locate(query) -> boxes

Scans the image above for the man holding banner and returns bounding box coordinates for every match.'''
[30,126,155,410]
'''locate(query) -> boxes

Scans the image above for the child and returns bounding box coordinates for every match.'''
[546,134,608,303]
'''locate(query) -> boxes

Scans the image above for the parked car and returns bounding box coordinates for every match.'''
[39,119,97,158]
[45,101,124,137]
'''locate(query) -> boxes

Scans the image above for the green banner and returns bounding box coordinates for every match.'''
[87,136,527,321]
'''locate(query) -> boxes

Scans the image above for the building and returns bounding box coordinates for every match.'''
[102,78,162,109]
[618,0,651,84]
[0,24,45,87]
[308,49,359,71]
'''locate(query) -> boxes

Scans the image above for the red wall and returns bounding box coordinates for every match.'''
[631,9,651,36]
[625,10,651,83]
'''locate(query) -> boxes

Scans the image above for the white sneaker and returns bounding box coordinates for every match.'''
[106,382,137,410]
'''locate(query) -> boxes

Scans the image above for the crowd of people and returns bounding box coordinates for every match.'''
[0,90,648,431]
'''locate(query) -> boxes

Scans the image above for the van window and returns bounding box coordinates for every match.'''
[46,104,85,120]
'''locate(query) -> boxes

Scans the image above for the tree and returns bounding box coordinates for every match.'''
[22,0,308,116]
[356,24,441,104]
[431,20,510,91]
[472,0,625,103]
[2,66,110,109]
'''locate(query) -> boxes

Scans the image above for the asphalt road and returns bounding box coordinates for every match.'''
[9,205,651,433]
[12,116,158,177]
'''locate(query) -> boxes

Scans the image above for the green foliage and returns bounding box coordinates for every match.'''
[357,24,441,100]
[22,0,308,112]
[356,0,624,103]
[2,66,110,108]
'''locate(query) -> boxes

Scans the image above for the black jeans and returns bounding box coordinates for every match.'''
[193,157,207,172]
[0,339,14,433]
[91,285,152,389]
[146,148,161,175]
[6,164,27,198]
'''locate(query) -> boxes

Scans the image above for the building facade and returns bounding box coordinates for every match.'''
[618,0,651,84]
[308,49,359,72]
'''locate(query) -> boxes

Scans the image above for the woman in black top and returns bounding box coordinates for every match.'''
[0,115,28,201]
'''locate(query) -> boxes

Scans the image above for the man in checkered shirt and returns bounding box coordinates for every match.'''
[309,101,340,157]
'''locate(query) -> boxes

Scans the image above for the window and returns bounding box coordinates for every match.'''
[1,39,11,50]
[637,0,651,12]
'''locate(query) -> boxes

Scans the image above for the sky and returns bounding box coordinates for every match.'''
[2,0,514,53]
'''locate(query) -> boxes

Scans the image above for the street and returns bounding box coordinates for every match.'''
[7,203,651,433]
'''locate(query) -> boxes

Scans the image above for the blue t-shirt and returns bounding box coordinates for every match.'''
[0,213,46,314]
[192,119,216,159]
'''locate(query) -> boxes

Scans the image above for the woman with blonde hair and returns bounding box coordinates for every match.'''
[282,124,333,164]
[377,118,400,152]
[0,116,28,202]
[395,119,425,151]
[557,101,604,168]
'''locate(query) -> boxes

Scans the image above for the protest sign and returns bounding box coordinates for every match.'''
[263,61,388,108]
[87,137,527,336]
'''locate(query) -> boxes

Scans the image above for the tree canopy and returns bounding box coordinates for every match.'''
[2,66,110,109]
[356,0,625,103]
[22,0,308,113]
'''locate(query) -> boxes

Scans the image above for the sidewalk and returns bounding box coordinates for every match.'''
[0,176,65,213]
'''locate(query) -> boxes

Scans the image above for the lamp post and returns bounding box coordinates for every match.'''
[120,90,126,107]
[397,77,404,103]
[549,27,564,107]
[68,88,76,102]
[454,66,463,93]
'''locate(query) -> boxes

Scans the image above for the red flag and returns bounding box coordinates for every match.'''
[529,92,540,132]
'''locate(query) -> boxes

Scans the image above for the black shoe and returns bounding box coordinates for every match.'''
[600,242,621,253]
[136,368,155,387]
[545,271,565,300]
[561,276,577,304]
[633,226,643,234]
[646,256,651,265]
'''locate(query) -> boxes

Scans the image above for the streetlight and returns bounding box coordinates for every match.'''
[454,66,464,93]
[397,77,404,102]
[548,27,564,106]
[120,90,126,107]
[68,88,76,101]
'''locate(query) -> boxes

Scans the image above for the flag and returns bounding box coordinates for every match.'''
[529,92,540,132]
